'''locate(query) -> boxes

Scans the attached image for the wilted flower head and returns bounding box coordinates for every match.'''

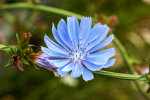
[42,16,116,81]
[11,55,24,71]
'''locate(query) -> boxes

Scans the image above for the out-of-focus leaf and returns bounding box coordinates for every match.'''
[21,58,30,65]
[0,44,7,49]
[5,59,13,67]
[0,44,11,53]
[10,46,18,54]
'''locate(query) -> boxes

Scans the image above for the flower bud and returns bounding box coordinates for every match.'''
[107,15,119,26]
[26,48,31,52]
[22,32,32,42]
[98,13,105,24]
[28,51,57,72]
[135,66,149,74]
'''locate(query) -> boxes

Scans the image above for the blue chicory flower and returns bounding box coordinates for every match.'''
[41,16,116,81]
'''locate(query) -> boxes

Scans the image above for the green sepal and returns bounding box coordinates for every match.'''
[138,74,149,83]
[9,46,18,55]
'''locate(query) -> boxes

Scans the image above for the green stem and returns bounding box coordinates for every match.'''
[114,37,149,100]
[0,3,83,20]
[113,38,135,73]
[93,70,147,81]
[0,2,149,99]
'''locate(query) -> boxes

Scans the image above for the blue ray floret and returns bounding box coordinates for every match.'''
[41,16,116,81]
[34,53,57,71]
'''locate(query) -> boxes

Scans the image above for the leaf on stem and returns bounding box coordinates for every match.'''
[21,58,30,65]
[5,59,13,67]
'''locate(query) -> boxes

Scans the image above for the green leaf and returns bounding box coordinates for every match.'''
[21,58,30,65]
[0,44,10,53]
[5,59,13,67]
[10,46,18,54]
[0,44,7,49]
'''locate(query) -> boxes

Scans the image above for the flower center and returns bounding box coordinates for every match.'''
[70,49,86,62]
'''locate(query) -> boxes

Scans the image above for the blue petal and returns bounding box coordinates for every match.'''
[48,59,71,67]
[44,34,67,54]
[57,67,68,77]
[82,59,116,71]
[62,61,74,72]
[85,48,115,65]
[90,34,114,53]
[103,59,116,68]
[85,56,108,65]
[85,28,109,52]
[35,59,47,67]
[80,64,94,81]
[83,23,109,46]
[57,19,72,49]
[89,48,115,58]
[82,60,103,71]
[67,16,79,48]
[79,17,92,45]
[41,47,69,58]
[70,62,82,78]
[52,23,71,51]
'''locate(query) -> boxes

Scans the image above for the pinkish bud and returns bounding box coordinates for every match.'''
[135,66,149,74]
[107,15,119,26]
[22,32,32,42]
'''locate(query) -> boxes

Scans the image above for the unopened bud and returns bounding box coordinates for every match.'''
[22,32,32,42]
[28,51,57,72]
[98,13,105,24]
[135,66,149,74]
[26,48,31,52]
[107,15,119,26]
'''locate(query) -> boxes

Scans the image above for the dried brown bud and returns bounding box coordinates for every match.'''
[22,33,28,40]
[27,51,43,62]
[107,15,119,26]
[98,13,104,20]
[22,32,32,42]
[11,55,24,71]
[98,13,105,24]
[26,48,31,52]
[109,28,112,33]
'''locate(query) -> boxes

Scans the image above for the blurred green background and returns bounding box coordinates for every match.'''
[0,0,150,100]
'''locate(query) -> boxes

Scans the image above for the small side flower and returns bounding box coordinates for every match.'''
[28,51,57,72]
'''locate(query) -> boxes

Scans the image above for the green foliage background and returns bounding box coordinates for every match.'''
[0,0,150,100]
